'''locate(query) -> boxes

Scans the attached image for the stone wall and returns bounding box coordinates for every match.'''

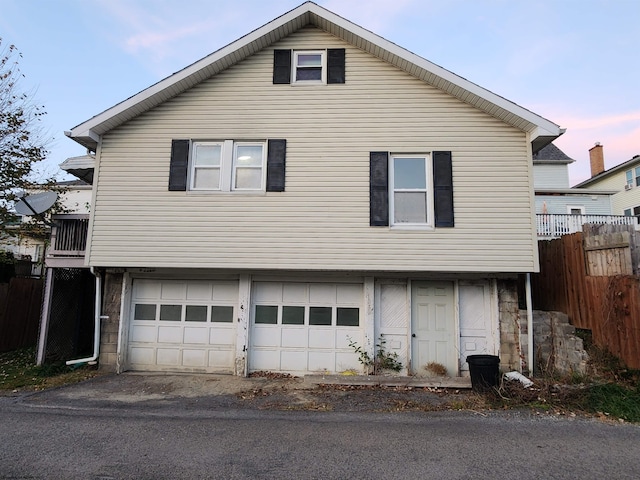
[98,271,123,371]
[521,309,589,376]
[498,279,523,372]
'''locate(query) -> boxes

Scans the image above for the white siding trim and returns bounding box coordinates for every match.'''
[236,274,251,376]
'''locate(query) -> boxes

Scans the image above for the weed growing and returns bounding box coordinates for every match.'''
[0,347,100,392]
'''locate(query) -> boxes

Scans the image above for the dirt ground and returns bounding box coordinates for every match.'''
[18,371,481,413]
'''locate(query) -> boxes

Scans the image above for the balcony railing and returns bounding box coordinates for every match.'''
[46,214,89,267]
[536,214,638,238]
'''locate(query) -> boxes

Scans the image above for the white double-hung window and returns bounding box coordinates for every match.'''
[389,154,433,226]
[191,142,223,190]
[293,50,326,84]
[190,140,266,192]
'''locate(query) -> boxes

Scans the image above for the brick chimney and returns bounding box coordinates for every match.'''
[589,142,605,177]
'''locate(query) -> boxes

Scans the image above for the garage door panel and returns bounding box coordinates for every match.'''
[213,282,240,301]
[182,349,207,367]
[210,327,236,346]
[281,328,307,348]
[337,284,362,303]
[308,329,335,349]
[283,283,307,302]
[253,282,282,302]
[336,352,360,371]
[129,347,155,365]
[309,284,336,303]
[156,348,180,365]
[158,326,182,343]
[252,326,280,347]
[308,351,335,372]
[335,329,360,349]
[130,325,157,343]
[186,283,212,301]
[251,350,279,370]
[209,349,234,368]
[135,281,161,299]
[184,327,208,344]
[161,282,187,300]
[280,351,308,371]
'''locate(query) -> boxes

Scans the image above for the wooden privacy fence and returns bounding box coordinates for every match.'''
[0,277,43,352]
[532,227,640,369]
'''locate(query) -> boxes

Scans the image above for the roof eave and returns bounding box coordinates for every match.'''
[67,1,563,148]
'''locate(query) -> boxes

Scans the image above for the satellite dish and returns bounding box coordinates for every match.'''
[14,191,58,216]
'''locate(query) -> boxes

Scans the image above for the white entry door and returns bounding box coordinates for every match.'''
[459,281,497,373]
[411,281,457,376]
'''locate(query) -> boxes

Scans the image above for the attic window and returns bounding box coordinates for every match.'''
[293,50,325,83]
[273,49,344,85]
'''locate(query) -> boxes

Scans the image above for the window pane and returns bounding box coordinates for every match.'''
[134,304,156,321]
[337,307,359,326]
[194,145,221,166]
[185,305,207,322]
[394,192,427,223]
[634,207,640,216]
[211,306,234,323]
[282,306,305,325]
[235,146,263,166]
[625,209,632,216]
[235,168,262,189]
[297,54,322,67]
[626,171,633,183]
[194,168,220,189]
[309,306,332,325]
[255,305,278,324]
[296,68,322,81]
[394,158,426,189]
[160,304,182,321]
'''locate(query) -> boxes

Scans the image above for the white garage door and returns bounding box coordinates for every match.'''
[128,279,238,373]
[249,282,364,375]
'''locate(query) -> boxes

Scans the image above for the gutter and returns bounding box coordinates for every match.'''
[66,267,104,366]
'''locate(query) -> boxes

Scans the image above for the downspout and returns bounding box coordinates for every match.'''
[525,273,534,376]
[66,267,102,366]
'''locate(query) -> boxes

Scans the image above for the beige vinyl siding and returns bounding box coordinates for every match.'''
[578,165,640,215]
[89,26,536,272]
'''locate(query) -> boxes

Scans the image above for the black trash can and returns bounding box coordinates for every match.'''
[466,355,500,392]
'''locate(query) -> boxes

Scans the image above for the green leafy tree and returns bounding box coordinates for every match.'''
[0,38,60,241]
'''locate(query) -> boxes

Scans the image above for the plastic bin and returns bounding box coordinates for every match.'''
[466,354,500,392]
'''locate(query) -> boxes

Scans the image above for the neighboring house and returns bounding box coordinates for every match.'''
[1,180,92,277]
[36,160,95,365]
[61,2,564,378]
[574,143,640,217]
[532,143,625,238]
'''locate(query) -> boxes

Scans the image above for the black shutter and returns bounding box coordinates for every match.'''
[370,152,389,226]
[169,139,189,191]
[266,139,286,192]
[273,50,291,84]
[327,48,345,84]
[433,151,454,227]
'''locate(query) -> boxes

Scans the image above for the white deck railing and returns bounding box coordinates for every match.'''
[536,214,638,238]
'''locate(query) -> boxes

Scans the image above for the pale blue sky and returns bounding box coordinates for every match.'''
[1,0,638,184]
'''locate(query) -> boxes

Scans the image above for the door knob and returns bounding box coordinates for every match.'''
[411,334,416,337]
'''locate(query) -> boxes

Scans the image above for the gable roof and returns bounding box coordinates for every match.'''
[532,143,574,164]
[66,1,563,152]
[574,154,640,188]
